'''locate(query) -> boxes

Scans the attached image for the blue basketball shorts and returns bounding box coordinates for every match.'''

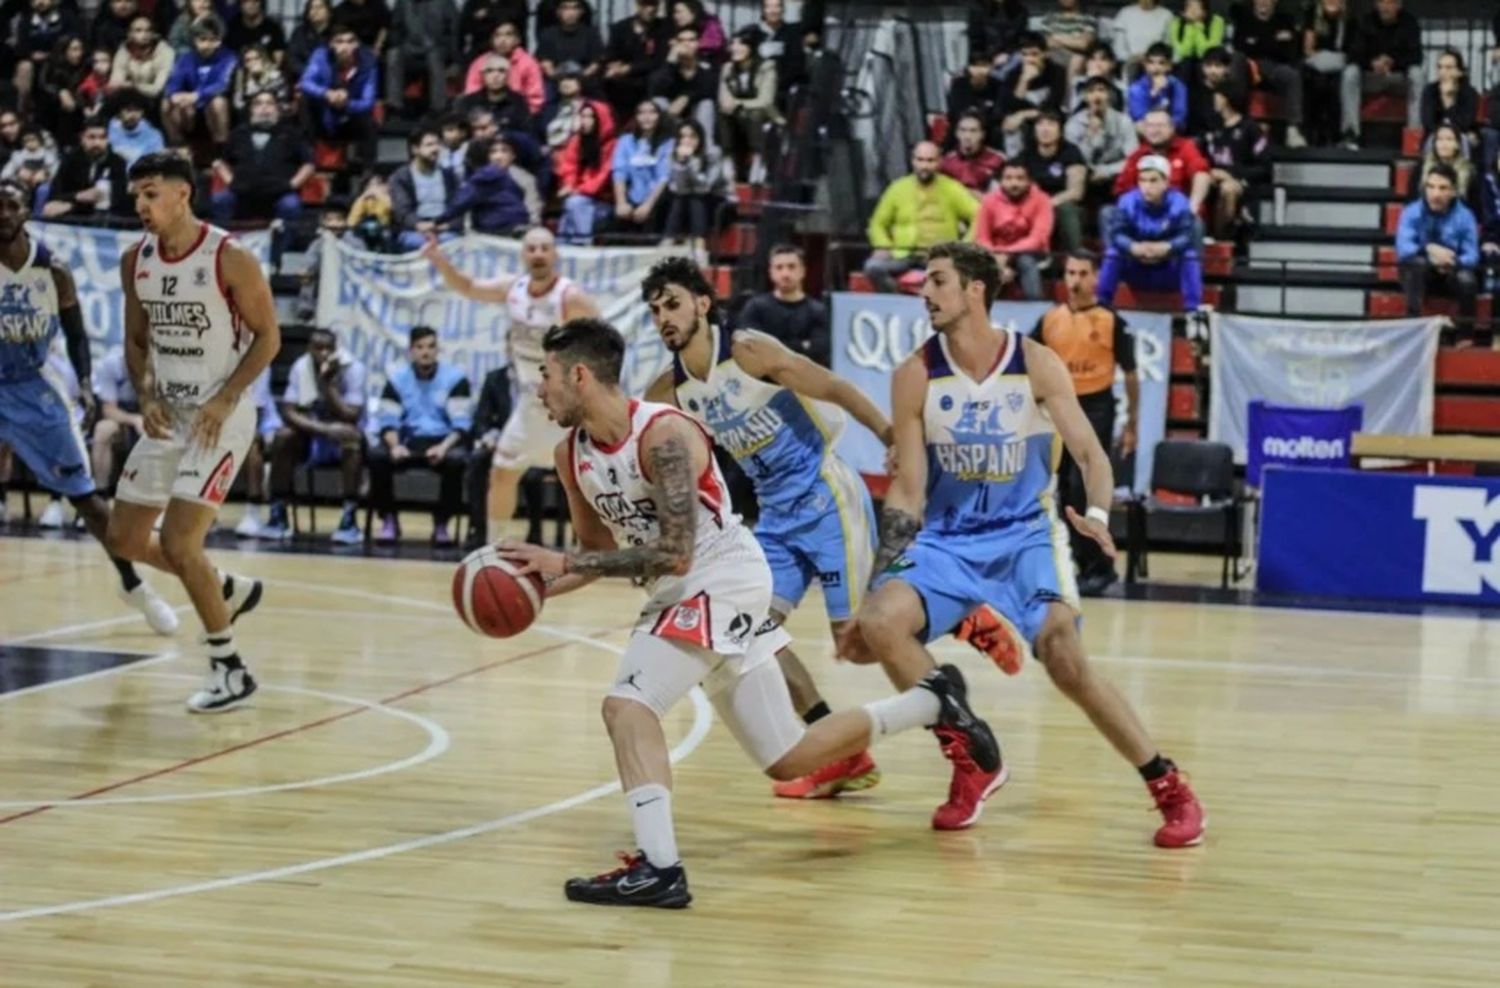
[0,372,94,498]
[756,457,877,624]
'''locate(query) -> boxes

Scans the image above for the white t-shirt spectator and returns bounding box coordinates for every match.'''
[1112,4,1173,62]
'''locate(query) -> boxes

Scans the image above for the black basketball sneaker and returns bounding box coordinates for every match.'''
[564,852,692,909]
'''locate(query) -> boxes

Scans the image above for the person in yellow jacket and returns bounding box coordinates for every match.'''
[862,141,977,292]
[1168,0,1225,64]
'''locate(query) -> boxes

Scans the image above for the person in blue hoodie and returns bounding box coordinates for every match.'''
[161,15,236,146]
[1127,43,1188,134]
[437,135,531,235]
[1099,154,1203,309]
[106,92,166,167]
[1399,161,1480,337]
[298,23,379,168]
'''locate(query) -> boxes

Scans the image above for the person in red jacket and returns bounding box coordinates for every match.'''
[1112,108,1210,211]
[974,161,1055,299]
[558,101,618,243]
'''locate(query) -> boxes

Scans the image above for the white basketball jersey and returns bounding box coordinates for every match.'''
[506,273,573,391]
[568,399,759,593]
[133,224,244,408]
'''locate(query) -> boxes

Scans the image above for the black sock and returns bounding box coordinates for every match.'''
[111,555,142,592]
[1137,754,1173,782]
[802,701,832,725]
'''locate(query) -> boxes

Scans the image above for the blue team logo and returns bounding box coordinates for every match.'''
[0,281,51,344]
[1007,391,1025,413]
[940,395,954,411]
[724,377,742,395]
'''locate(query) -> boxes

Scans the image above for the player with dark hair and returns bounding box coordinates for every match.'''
[103,151,281,713]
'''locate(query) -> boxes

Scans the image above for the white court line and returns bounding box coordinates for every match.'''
[6,606,191,646]
[0,676,451,809]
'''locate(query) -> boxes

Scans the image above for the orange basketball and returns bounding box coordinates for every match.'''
[453,545,546,638]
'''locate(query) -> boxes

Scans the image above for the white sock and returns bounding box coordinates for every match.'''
[863,687,942,740]
[626,784,679,869]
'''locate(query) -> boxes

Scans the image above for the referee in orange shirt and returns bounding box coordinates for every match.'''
[1032,250,1139,596]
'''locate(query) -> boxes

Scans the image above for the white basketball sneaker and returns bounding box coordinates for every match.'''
[220,571,264,624]
[234,506,265,538]
[119,582,179,636]
[39,499,66,528]
[186,660,258,713]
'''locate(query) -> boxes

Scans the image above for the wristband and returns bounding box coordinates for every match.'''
[1085,506,1110,527]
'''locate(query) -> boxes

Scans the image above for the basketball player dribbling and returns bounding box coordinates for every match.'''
[500,318,1003,908]
[423,227,599,542]
[0,180,176,635]
[640,257,885,798]
[103,152,280,713]
[844,242,1205,846]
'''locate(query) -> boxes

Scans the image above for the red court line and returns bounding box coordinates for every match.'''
[0,628,620,828]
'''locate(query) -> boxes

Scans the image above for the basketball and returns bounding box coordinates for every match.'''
[452,545,546,638]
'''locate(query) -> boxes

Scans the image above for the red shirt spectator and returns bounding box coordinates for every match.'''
[556,102,617,199]
[941,110,1004,195]
[974,166,1055,254]
[464,20,544,113]
[1114,118,1209,199]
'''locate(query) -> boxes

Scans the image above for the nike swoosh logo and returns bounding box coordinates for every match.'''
[633,797,663,808]
[617,876,657,895]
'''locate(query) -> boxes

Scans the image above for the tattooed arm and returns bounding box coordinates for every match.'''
[868,354,929,586]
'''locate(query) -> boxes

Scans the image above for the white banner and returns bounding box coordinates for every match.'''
[1209,313,1442,462]
[315,233,675,402]
[32,222,273,355]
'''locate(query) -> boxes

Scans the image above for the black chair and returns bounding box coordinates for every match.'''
[1126,440,1243,589]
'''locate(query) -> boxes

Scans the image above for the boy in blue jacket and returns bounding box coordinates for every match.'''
[298,24,380,168]
[1398,162,1480,340]
[1127,43,1188,134]
[1099,155,1203,309]
[162,16,236,146]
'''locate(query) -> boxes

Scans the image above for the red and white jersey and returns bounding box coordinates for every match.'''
[569,399,762,594]
[506,273,574,392]
[133,223,244,408]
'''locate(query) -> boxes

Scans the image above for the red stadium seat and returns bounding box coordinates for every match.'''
[1171,337,1196,376]
[848,271,876,293]
[1168,383,1199,420]
[1394,161,1415,198]
[1435,395,1500,434]
[1368,291,1405,317]
[715,224,757,257]
[1376,246,1398,282]
[704,265,733,297]
[1247,90,1282,121]
[1400,127,1423,157]
[1362,90,1407,124]
[1437,347,1500,387]
[299,174,330,205]
[1384,202,1403,235]
[1202,242,1233,278]
[927,113,950,146]
[313,141,348,170]
[896,269,926,294]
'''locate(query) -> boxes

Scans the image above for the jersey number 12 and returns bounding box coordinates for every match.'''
[160,276,178,296]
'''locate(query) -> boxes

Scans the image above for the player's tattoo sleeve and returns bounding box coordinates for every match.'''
[869,507,921,585]
[564,435,697,578]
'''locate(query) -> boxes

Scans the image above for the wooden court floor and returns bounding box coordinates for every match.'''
[1,534,1498,988]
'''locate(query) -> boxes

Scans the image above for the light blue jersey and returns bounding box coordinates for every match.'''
[672,324,876,622]
[0,242,62,383]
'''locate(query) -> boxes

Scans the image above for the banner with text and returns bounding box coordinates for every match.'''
[315,233,675,401]
[32,222,273,356]
[1208,313,1441,463]
[829,293,1172,492]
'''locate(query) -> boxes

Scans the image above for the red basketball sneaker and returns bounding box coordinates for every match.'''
[771,750,882,799]
[955,604,1025,676]
[931,726,1009,831]
[1147,767,1205,848]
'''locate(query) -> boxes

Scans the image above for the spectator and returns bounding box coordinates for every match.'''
[40,117,129,219]
[736,243,829,364]
[299,23,380,168]
[332,0,391,53]
[0,129,59,201]
[107,91,165,166]
[439,111,470,172]
[230,44,288,117]
[1169,0,1225,67]
[226,0,288,63]
[748,0,805,100]
[37,37,91,146]
[1200,89,1268,239]
[999,31,1067,156]
[453,106,498,178]
[948,49,1007,148]
[1127,42,1188,133]
[1067,74,1139,195]
[161,15,236,147]
[463,21,544,114]
[1340,0,1422,147]
[601,0,669,121]
[346,174,394,250]
[973,160,1054,300]
[390,126,459,249]
[385,0,460,113]
[1185,45,1246,137]
[1100,155,1203,309]
[90,346,140,497]
[1302,0,1350,145]
[1115,109,1212,219]
[439,136,532,234]
[863,140,977,292]
[1422,49,1479,139]
[211,90,312,227]
[111,15,175,103]
[93,0,140,56]
[1113,0,1172,73]
[1396,163,1479,331]
[16,0,81,113]
[1016,110,1087,251]
[265,327,367,544]
[537,0,597,36]
[459,0,527,61]
[1478,151,1500,302]
[1041,0,1095,78]
[612,98,673,235]
[1069,42,1125,113]
[968,0,1030,70]
[669,0,725,64]
[1228,0,1308,148]
[941,110,1005,199]
[1032,250,1138,595]
[543,62,614,152]
[370,326,473,545]
[537,0,603,81]
[663,118,731,259]
[1421,124,1476,205]
[167,0,216,53]
[650,23,718,136]
[717,27,782,183]
[558,101,617,243]
[0,113,20,173]
[287,0,333,81]
[77,49,115,119]
[457,55,534,134]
